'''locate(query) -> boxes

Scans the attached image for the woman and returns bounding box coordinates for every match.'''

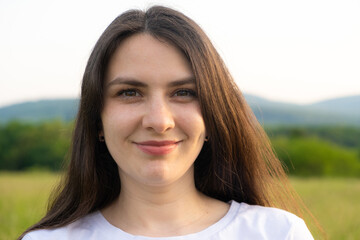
[20,6,315,239]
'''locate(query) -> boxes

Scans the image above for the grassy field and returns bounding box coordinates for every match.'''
[1,172,359,240]
[291,177,360,239]
[0,172,61,240]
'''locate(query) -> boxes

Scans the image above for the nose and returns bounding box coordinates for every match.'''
[142,96,175,133]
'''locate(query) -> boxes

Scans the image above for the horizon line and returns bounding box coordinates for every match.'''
[0,92,359,109]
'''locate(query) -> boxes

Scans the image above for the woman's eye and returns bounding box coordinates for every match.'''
[173,89,196,97]
[117,89,140,97]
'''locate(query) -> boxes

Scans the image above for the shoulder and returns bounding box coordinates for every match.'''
[21,211,105,240]
[222,201,314,239]
[234,201,302,224]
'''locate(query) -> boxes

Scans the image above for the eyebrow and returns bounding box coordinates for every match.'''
[105,77,196,88]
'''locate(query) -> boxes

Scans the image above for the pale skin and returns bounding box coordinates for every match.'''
[100,33,229,237]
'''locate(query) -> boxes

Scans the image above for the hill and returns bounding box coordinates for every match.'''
[245,94,360,126]
[309,95,360,116]
[0,95,359,126]
[0,99,78,123]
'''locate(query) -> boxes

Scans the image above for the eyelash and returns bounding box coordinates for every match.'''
[116,88,197,98]
[116,88,141,97]
[173,89,197,97]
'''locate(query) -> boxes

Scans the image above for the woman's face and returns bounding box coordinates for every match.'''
[101,34,206,188]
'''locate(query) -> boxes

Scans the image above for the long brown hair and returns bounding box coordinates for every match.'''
[19,5,318,238]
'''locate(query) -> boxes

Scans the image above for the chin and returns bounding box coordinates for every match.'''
[140,165,184,186]
[142,167,172,182]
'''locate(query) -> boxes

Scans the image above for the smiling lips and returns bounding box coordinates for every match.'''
[135,140,180,155]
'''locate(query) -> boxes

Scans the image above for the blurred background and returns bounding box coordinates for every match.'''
[0,0,359,239]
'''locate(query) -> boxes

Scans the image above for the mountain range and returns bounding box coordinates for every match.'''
[0,94,359,126]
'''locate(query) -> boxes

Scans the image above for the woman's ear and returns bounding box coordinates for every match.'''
[98,130,105,142]
[204,129,209,142]
[98,119,104,142]
[97,120,105,142]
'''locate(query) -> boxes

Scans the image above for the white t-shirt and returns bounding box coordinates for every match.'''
[22,201,314,240]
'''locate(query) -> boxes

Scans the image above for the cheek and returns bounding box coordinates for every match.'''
[176,105,206,137]
[101,105,139,140]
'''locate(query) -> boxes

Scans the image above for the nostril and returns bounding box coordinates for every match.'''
[141,101,175,133]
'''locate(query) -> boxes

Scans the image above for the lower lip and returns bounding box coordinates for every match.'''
[136,143,178,155]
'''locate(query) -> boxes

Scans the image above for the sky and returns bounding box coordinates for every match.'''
[0,0,359,107]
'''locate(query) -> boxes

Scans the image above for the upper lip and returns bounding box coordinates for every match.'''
[135,140,180,146]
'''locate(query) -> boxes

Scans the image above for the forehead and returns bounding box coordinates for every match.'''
[105,33,193,84]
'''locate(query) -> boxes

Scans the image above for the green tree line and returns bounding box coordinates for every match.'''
[266,126,360,177]
[0,121,359,177]
[0,121,71,171]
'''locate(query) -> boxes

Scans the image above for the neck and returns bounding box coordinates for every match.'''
[120,166,200,204]
[102,168,214,236]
